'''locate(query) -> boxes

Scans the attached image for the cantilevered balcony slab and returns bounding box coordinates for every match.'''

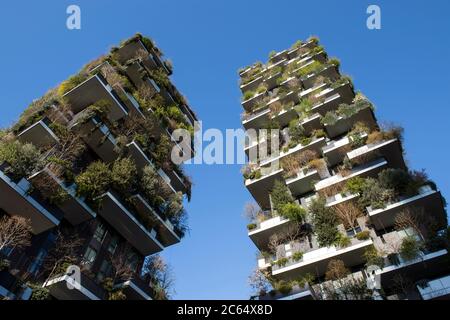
[315,158,388,192]
[347,139,405,170]
[70,116,119,163]
[324,107,377,139]
[130,194,180,247]
[299,113,321,136]
[242,92,266,112]
[0,165,61,234]
[28,168,96,225]
[302,65,340,89]
[272,239,373,281]
[259,285,315,301]
[43,272,105,300]
[245,168,284,210]
[417,274,450,300]
[242,108,272,131]
[249,215,293,251]
[63,74,128,123]
[374,250,449,291]
[97,192,164,256]
[240,76,264,94]
[368,186,447,230]
[17,118,59,148]
[322,136,352,167]
[116,277,154,300]
[260,137,327,168]
[115,39,169,74]
[286,169,320,197]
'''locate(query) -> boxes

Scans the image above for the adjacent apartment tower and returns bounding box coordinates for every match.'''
[0,34,197,300]
[240,37,449,300]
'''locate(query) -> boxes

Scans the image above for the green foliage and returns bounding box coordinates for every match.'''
[295,99,312,117]
[274,257,289,268]
[0,259,10,271]
[269,50,277,59]
[242,91,254,101]
[400,236,422,261]
[111,158,137,193]
[297,61,323,78]
[274,280,293,295]
[292,251,304,262]
[328,57,340,67]
[300,136,312,146]
[29,284,51,300]
[279,203,307,222]
[356,230,371,241]
[0,140,44,179]
[345,177,367,194]
[247,223,257,231]
[335,233,351,248]
[358,178,394,210]
[141,165,166,207]
[58,73,89,96]
[310,197,339,247]
[76,161,112,200]
[363,245,384,268]
[152,135,172,168]
[321,111,339,126]
[288,119,304,144]
[378,169,426,198]
[270,181,293,212]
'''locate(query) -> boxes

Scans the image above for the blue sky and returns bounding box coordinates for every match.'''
[1,1,449,299]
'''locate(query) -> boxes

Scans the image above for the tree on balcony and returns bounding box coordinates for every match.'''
[310,197,339,247]
[0,215,32,253]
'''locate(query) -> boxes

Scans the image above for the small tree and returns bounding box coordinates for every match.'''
[334,201,363,232]
[109,243,134,284]
[248,268,271,296]
[270,180,293,212]
[0,215,32,252]
[399,236,422,261]
[310,198,339,247]
[42,229,84,282]
[142,255,174,300]
[325,259,349,281]
[243,202,262,223]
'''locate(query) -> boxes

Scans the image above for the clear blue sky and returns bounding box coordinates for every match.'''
[0,0,449,299]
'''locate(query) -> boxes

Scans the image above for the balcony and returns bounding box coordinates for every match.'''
[28,167,96,225]
[245,167,284,210]
[130,194,180,247]
[315,158,388,192]
[69,115,119,163]
[269,50,288,64]
[63,74,129,123]
[368,185,447,230]
[0,164,62,234]
[115,277,154,300]
[374,249,449,292]
[299,113,321,136]
[258,284,315,301]
[96,191,164,256]
[261,137,326,168]
[241,91,266,112]
[240,75,264,93]
[17,117,59,148]
[249,214,293,251]
[272,239,373,281]
[347,138,406,170]
[115,37,170,74]
[43,271,105,300]
[286,167,321,197]
[324,106,377,139]
[126,141,182,194]
[322,135,352,167]
[417,274,450,300]
[311,83,355,116]
[301,65,340,90]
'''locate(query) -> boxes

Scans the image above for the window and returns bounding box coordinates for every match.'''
[82,246,97,268]
[28,248,47,275]
[96,260,112,282]
[93,222,107,243]
[108,235,119,254]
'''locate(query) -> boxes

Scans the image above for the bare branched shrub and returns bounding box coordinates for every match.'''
[248,267,272,296]
[395,207,435,241]
[334,201,363,230]
[281,150,318,178]
[325,259,349,281]
[0,216,32,252]
[243,202,262,223]
[109,243,135,283]
[142,255,174,300]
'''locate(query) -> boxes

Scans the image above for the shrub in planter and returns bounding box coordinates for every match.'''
[310,197,339,247]
[0,140,44,180]
[358,178,394,210]
[111,158,137,193]
[29,284,51,300]
[274,257,289,268]
[270,181,293,212]
[247,223,257,231]
[279,203,307,222]
[363,245,384,268]
[345,177,366,195]
[356,230,371,241]
[76,161,112,201]
[242,91,255,101]
[292,251,304,262]
[335,234,351,248]
[400,236,422,261]
[275,280,293,295]
[141,165,166,207]
[321,111,339,126]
